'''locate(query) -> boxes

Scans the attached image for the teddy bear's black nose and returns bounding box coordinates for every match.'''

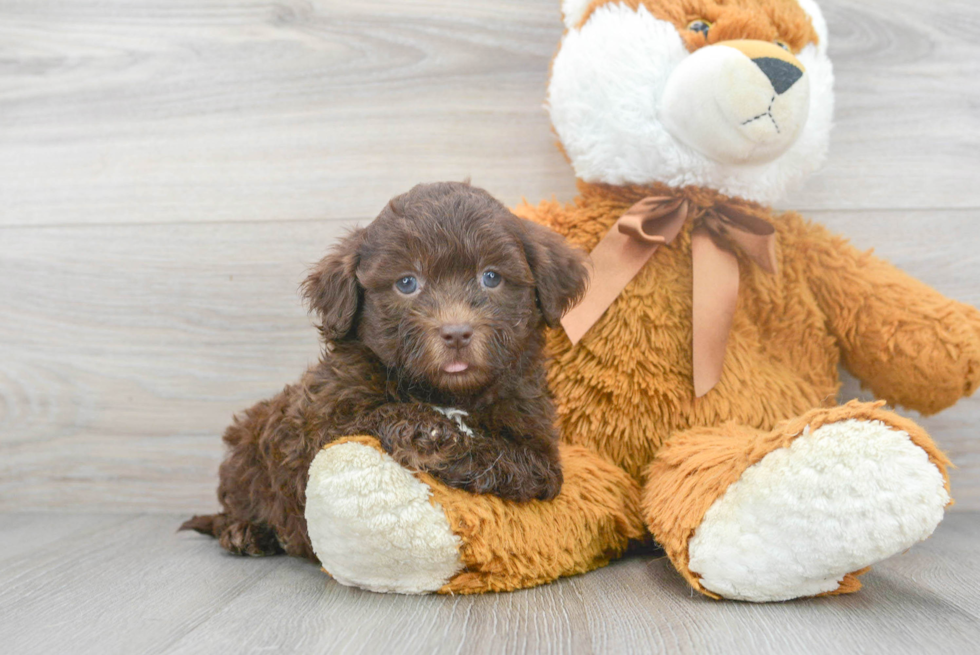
[752,57,803,95]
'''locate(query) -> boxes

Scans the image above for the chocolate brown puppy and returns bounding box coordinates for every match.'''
[182,182,589,559]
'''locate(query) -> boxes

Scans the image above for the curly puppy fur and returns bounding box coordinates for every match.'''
[182,182,589,559]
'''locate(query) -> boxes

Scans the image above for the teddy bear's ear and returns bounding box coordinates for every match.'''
[301,229,365,342]
[560,0,593,30]
[516,218,590,328]
[795,0,829,53]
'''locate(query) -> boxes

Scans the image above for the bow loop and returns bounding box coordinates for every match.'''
[701,205,779,275]
[617,197,689,245]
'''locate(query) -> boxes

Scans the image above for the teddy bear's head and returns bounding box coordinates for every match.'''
[548,0,833,204]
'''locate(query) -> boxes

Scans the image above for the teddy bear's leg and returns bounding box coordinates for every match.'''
[642,401,952,602]
[305,436,644,595]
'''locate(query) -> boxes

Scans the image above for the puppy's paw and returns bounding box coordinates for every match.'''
[469,454,564,503]
[533,463,564,502]
[377,406,471,472]
[414,420,464,455]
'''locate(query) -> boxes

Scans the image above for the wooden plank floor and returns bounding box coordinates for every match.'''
[2,511,978,655]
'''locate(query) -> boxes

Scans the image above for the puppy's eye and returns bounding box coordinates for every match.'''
[687,19,711,36]
[775,40,791,51]
[481,270,502,289]
[394,275,419,295]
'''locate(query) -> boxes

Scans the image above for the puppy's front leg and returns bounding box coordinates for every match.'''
[352,404,562,502]
[354,403,471,473]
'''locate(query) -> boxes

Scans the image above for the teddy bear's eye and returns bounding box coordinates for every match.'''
[687,20,711,36]
[775,40,791,52]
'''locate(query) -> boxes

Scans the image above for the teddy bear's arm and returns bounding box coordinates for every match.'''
[798,219,980,415]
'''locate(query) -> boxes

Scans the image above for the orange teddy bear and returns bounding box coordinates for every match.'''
[303,0,976,601]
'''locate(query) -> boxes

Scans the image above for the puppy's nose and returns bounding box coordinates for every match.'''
[752,57,803,95]
[440,324,473,349]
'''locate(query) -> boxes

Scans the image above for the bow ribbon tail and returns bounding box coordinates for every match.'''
[691,226,740,398]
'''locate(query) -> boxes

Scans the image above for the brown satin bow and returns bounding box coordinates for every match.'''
[561,195,779,398]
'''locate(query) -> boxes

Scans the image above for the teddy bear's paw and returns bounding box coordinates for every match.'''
[305,439,463,594]
[686,418,949,602]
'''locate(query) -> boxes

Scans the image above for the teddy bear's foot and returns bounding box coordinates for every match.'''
[306,436,645,595]
[305,437,464,594]
[644,401,952,602]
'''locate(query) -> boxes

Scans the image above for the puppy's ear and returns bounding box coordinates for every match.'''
[517,218,589,328]
[302,229,365,342]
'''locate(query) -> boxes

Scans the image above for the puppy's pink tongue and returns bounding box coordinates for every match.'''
[443,362,469,374]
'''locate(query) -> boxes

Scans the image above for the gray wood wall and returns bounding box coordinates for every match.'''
[1,0,978,512]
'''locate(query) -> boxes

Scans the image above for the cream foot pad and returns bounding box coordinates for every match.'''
[305,441,464,594]
[687,419,949,602]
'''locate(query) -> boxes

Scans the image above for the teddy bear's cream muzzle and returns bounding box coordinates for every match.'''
[660,40,810,166]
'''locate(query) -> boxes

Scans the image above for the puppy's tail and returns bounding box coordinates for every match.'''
[179,513,224,537]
